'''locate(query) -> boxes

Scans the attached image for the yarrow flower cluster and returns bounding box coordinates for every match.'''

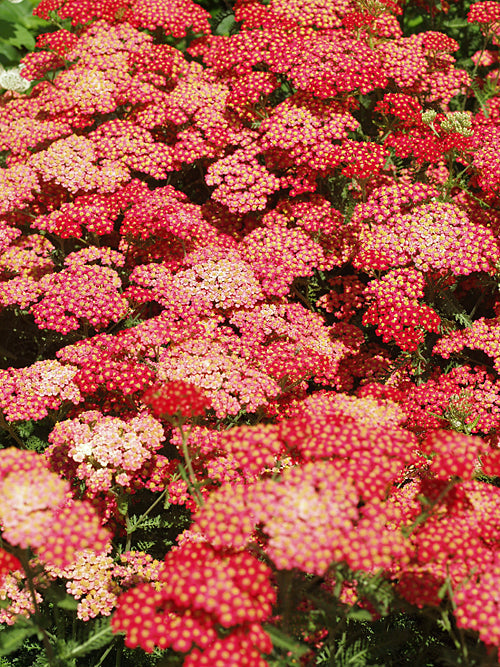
[0,569,40,626]
[0,448,110,568]
[362,268,441,352]
[468,1,500,25]
[1,0,500,662]
[46,410,166,495]
[0,66,31,93]
[194,458,410,575]
[206,144,282,214]
[355,201,499,275]
[394,364,500,435]
[30,264,129,334]
[0,360,82,421]
[112,542,275,660]
[0,549,21,583]
[45,549,162,621]
[434,318,500,374]
[142,381,212,420]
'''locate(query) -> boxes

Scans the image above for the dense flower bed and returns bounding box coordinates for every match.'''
[0,0,500,664]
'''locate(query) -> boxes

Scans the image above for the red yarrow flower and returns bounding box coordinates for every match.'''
[0,548,21,582]
[468,1,500,24]
[142,381,211,419]
[112,542,275,659]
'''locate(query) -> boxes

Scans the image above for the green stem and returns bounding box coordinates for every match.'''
[276,570,295,634]
[61,621,113,660]
[402,479,457,538]
[490,67,500,96]
[0,412,26,449]
[460,32,494,111]
[125,510,132,552]
[178,423,204,507]
[445,574,469,663]
[115,638,122,667]
[95,643,114,667]
[442,158,472,200]
[124,487,168,549]
[17,551,57,666]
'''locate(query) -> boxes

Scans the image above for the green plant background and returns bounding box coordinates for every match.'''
[0,0,46,67]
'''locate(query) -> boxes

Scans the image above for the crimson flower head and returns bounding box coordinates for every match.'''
[467,1,500,24]
[142,381,211,419]
[0,548,21,582]
[112,542,275,660]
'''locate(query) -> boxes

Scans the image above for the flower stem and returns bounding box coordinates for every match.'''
[178,423,204,507]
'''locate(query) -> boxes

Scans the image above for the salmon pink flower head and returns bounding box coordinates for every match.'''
[142,380,211,420]
[0,448,110,568]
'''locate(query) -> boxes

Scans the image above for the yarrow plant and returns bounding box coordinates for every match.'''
[0,0,500,665]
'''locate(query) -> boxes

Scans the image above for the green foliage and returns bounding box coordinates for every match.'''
[11,420,49,452]
[328,633,373,666]
[123,494,192,557]
[401,1,483,64]
[0,306,76,371]
[0,619,38,657]
[1,1,500,666]
[0,632,171,667]
[0,635,44,667]
[261,563,500,666]
[57,617,114,662]
[265,625,311,661]
[0,0,46,67]
[210,8,240,35]
[0,418,52,453]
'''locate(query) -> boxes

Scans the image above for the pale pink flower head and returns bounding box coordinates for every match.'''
[47,411,167,495]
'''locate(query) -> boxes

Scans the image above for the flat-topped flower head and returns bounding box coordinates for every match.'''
[142,380,212,420]
[47,410,166,496]
[468,1,500,25]
[0,448,110,568]
[112,542,275,659]
[0,549,21,582]
[0,66,30,93]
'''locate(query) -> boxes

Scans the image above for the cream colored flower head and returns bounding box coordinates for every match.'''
[0,65,30,92]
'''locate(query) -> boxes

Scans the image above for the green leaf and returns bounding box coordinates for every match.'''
[46,584,70,603]
[469,79,491,116]
[406,15,424,29]
[0,0,40,22]
[56,595,79,611]
[9,24,35,50]
[0,19,15,41]
[264,625,310,658]
[45,585,80,611]
[0,0,48,66]
[346,607,373,622]
[61,618,114,659]
[214,13,238,36]
[443,19,469,28]
[0,44,19,67]
[116,493,129,516]
[0,623,37,656]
